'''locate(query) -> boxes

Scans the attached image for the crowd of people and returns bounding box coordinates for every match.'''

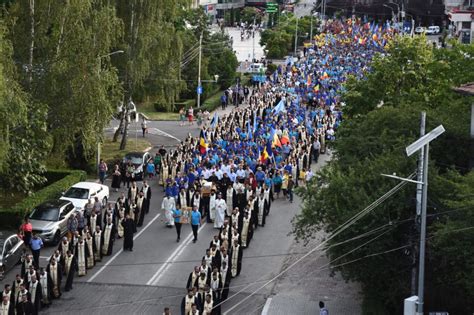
[1,181,153,315]
[1,17,393,315]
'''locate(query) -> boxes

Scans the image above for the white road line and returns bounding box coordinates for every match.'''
[149,128,181,142]
[150,223,208,286]
[260,297,273,315]
[87,213,161,282]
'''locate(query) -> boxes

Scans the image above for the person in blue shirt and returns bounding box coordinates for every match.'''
[173,207,183,242]
[255,167,265,187]
[190,206,202,243]
[30,233,43,269]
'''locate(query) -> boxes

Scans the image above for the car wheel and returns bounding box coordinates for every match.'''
[52,231,61,246]
[102,197,108,208]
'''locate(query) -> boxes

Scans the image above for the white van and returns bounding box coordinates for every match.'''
[426,26,440,35]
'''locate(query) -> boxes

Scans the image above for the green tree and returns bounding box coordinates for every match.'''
[0,24,50,193]
[293,36,474,314]
[240,7,262,25]
[113,0,185,149]
[7,0,122,167]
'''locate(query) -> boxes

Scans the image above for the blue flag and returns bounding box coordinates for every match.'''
[210,112,219,129]
[272,99,285,114]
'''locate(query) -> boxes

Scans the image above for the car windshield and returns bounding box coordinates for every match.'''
[125,154,143,165]
[64,187,89,199]
[29,207,60,221]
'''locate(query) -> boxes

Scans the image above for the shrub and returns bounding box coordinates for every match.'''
[153,102,168,112]
[0,169,87,229]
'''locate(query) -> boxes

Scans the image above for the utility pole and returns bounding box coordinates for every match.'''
[197,32,203,108]
[294,17,299,58]
[252,15,256,63]
[411,112,426,296]
[416,118,430,315]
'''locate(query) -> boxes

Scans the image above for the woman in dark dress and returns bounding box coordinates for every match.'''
[111,164,121,192]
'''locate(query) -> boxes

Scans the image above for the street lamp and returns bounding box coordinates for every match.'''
[382,122,445,315]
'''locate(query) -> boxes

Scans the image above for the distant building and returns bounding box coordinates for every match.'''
[216,0,246,20]
[447,0,474,43]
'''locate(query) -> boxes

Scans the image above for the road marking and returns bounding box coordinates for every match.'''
[87,213,161,282]
[261,297,273,315]
[148,128,181,142]
[147,223,207,286]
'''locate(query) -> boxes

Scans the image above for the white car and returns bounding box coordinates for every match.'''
[60,182,109,210]
[415,26,426,34]
[248,63,267,74]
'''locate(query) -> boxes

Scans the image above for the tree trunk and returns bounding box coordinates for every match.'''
[28,0,35,90]
[119,110,129,150]
[113,110,124,142]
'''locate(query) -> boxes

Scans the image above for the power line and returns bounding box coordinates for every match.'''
[215,177,413,312]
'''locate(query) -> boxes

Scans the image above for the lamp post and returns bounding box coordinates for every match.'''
[382,121,445,315]
[96,50,124,178]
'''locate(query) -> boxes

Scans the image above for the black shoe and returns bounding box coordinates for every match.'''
[177,238,180,242]
[193,239,197,243]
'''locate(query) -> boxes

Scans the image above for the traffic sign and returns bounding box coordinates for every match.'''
[266,2,278,13]
[197,86,203,94]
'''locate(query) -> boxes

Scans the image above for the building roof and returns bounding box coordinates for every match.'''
[453,82,474,96]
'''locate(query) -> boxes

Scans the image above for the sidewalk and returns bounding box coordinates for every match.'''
[262,152,362,315]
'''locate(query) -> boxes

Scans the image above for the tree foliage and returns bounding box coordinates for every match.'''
[260,14,318,58]
[293,36,474,314]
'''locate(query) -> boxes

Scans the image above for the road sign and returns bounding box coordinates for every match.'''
[197,86,203,94]
[266,2,278,13]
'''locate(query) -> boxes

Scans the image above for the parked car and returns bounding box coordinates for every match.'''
[0,234,24,280]
[29,200,76,245]
[123,151,152,181]
[60,182,109,210]
[425,26,440,35]
[415,26,426,34]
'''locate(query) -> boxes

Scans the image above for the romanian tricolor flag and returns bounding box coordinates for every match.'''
[259,145,270,163]
[314,84,320,93]
[272,132,282,148]
[199,130,208,155]
[280,131,290,145]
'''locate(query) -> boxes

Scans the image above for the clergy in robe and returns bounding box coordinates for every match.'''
[198,286,218,315]
[74,237,89,276]
[208,191,217,223]
[121,214,135,251]
[12,274,24,305]
[2,284,14,310]
[230,208,241,233]
[63,251,77,292]
[37,268,51,307]
[186,267,201,290]
[57,238,70,268]
[161,194,175,227]
[84,232,95,268]
[202,293,217,315]
[102,218,116,256]
[15,284,29,307]
[177,188,188,209]
[213,193,226,229]
[128,181,138,203]
[225,185,235,217]
[1,295,14,315]
[263,185,272,216]
[209,271,222,302]
[26,275,42,315]
[135,191,145,227]
[88,211,100,236]
[94,226,103,262]
[257,193,267,227]
[20,255,33,279]
[240,212,253,248]
[141,180,152,214]
[209,235,220,250]
[219,261,231,301]
[46,258,62,299]
[229,240,242,278]
[191,191,204,217]
[195,272,210,294]
[15,295,34,315]
[180,289,200,315]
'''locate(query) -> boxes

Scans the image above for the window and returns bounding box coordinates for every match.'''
[461,21,471,29]
[9,236,19,247]
[3,239,12,254]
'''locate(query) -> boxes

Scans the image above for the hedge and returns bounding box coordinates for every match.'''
[0,169,87,229]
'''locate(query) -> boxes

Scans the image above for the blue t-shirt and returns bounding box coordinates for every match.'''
[191,211,201,225]
[173,209,182,223]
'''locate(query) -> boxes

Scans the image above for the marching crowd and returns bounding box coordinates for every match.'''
[1,18,392,315]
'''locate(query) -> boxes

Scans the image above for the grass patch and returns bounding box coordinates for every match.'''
[101,138,151,164]
[137,102,180,121]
